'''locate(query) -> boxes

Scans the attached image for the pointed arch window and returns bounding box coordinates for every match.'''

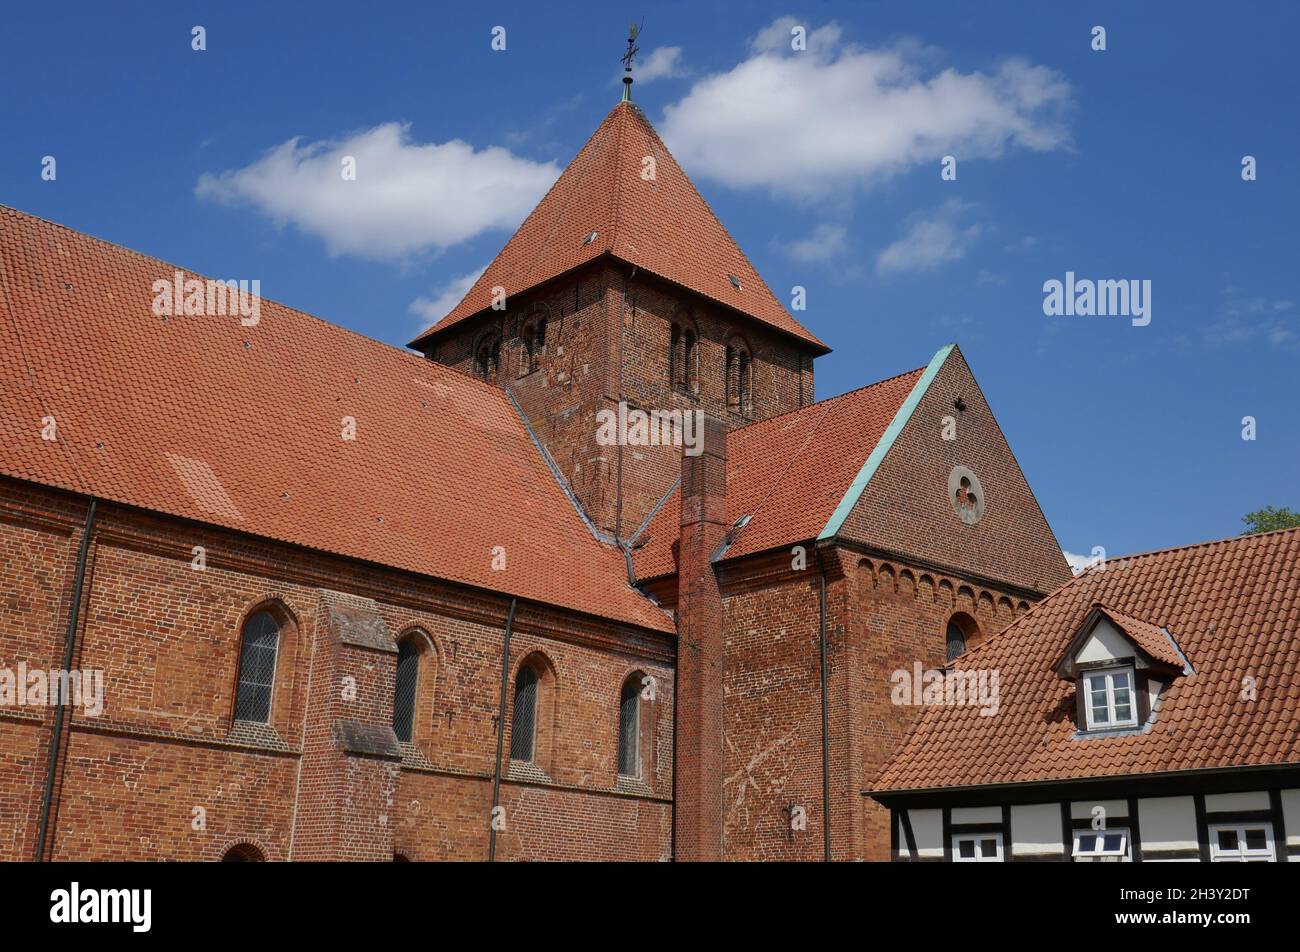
[617,675,642,778]
[235,610,280,723]
[392,636,420,743]
[510,665,539,762]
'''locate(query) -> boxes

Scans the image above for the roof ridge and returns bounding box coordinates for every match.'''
[953,526,1300,668]
[1071,522,1300,574]
[417,104,624,340]
[628,106,799,336]
[608,103,632,262]
[731,364,927,437]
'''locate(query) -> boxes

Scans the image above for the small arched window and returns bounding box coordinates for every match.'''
[510,665,539,762]
[392,636,420,743]
[617,675,642,778]
[235,610,280,723]
[945,612,979,663]
[945,621,966,663]
[475,335,500,382]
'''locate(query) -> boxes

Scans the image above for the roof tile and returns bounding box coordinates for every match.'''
[0,205,671,633]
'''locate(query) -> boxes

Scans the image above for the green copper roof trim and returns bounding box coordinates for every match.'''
[817,343,955,542]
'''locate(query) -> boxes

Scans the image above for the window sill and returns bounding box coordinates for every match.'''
[507,759,551,784]
[225,719,288,750]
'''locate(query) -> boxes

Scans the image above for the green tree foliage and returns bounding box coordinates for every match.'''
[1241,506,1300,535]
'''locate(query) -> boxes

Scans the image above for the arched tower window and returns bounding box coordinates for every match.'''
[235,610,280,723]
[671,316,698,395]
[510,665,539,762]
[474,334,500,382]
[617,675,643,778]
[670,323,680,386]
[683,328,697,393]
[726,337,753,414]
[392,636,421,743]
[520,316,544,375]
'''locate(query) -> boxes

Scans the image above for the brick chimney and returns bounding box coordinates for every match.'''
[673,414,727,861]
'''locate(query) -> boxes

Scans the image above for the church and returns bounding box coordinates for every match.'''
[4,79,1287,863]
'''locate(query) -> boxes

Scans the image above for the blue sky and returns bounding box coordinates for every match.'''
[2,1,1297,565]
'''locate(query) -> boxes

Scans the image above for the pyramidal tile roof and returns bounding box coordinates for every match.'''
[874,526,1300,793]
[632,365,925,580]
[0,205,672,633]
[410,102,828,352]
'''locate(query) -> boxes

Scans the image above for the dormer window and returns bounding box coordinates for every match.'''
[1082,665,1137,730]
[1053,604,1190,735]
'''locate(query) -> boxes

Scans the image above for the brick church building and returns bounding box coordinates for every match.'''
[0,91,1071,861]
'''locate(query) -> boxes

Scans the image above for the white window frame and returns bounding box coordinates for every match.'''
[1072,827,1131,861]
[1208,822,1276,862]
[951,831,1003,863]
[1082,665,1138,730]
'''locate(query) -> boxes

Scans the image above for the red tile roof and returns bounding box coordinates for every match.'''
[409,102,828,353]
[874,527,1300,793]
[632,367,925,579]
[0,205,671,633]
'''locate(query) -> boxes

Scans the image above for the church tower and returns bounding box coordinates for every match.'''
[409,85,828,541]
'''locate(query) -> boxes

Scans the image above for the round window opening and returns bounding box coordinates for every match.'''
[947,465,985,526]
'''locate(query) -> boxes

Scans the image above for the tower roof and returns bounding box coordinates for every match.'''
[409,102,828,353]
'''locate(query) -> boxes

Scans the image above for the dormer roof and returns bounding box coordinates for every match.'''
[1053,603,1190,679]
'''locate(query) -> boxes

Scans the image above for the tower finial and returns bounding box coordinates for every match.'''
[620,19,642,103]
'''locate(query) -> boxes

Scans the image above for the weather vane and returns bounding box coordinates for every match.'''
[621,19,643,102]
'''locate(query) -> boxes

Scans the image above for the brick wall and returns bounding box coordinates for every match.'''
[0,477,674,861]
[715,544,1038,861]
[420,259,816,540]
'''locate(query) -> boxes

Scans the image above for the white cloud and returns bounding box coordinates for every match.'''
[635,46,687,84]
[779,223,847,263]
[1204,293,1297,347]
[410,265,488,330]
[876,200,980,275]
[1063,550,1100,575]
[196,123,559,262]
[659,17,1071,198]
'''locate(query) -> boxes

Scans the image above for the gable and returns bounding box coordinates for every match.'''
[1075,618,1142,665]
[833,345,1070,594]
